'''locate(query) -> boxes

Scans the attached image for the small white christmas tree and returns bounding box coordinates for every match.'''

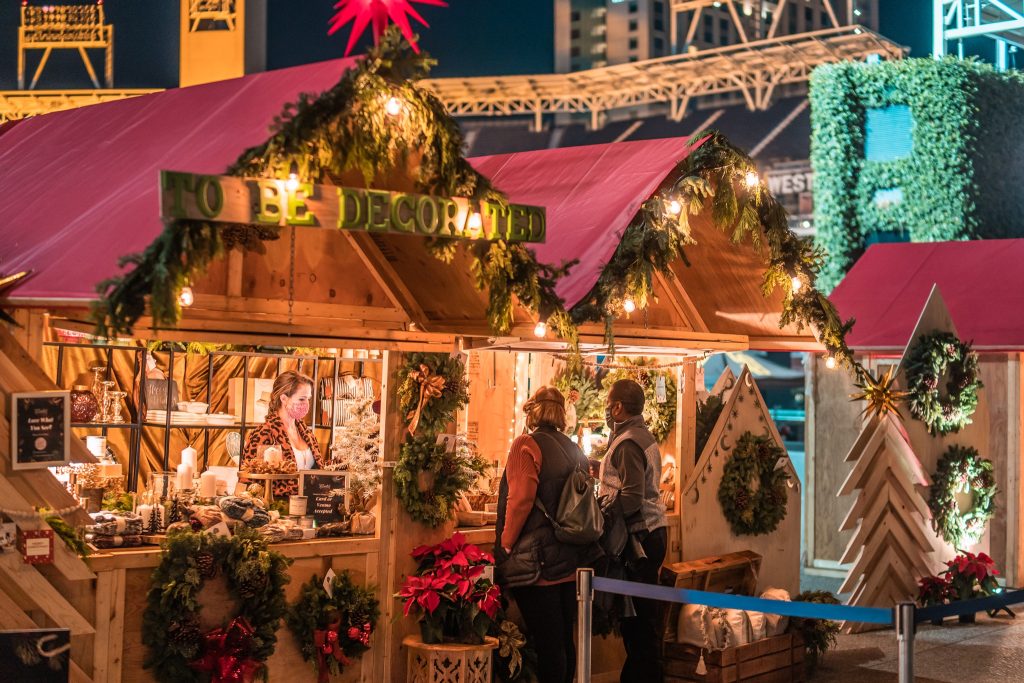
[328,398,382,511]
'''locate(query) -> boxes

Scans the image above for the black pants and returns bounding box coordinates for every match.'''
[620,526,667,683]
[512,581,577,683]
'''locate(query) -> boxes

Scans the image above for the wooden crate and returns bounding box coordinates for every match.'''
[660,551,805,683]
[664,633,805,683]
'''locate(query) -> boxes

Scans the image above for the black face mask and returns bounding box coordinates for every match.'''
[605,406,615,430]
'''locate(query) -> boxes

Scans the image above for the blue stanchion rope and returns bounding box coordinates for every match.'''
[591,576,892,624]
[915,589,1024,623]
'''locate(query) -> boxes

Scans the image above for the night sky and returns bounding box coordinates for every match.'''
[0,0,951,90]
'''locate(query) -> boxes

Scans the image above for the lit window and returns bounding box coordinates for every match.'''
[865,105,914,162]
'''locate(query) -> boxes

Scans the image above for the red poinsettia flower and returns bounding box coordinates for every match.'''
[477,584,501,619]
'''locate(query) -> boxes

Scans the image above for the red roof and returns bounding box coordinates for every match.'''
[830,239,1024,352]
[0,58,354,301]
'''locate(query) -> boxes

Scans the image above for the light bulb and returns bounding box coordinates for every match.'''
[178,286,194,308]
[623,298,636,313]
[286,173,299,193]
[534,321,547,338]
[791,276,802,293]
[467,212,483,231]
[744,171,760,188]
[825,356,837,370]
[667,199,682,216]
[385,96,404,116]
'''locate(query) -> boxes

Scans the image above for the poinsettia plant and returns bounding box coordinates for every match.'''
[943,551,1000,601]
[398,532,501,644]
[917,574,955,607]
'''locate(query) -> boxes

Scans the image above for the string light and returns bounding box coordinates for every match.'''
[286,173,299,193]
[623,298,636,314]
[178,286,194,308]
[667,199,682,216]
[533,321,547,338]
[791,276,803,293]
[385,96,404,116]
[744,171,760,188]
[825,356,837,369]
[467,212,483,231]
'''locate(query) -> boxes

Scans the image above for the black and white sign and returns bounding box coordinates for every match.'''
[298,470,349,525]
[11,391,70,470]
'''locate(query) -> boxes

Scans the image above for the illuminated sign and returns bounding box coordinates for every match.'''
[159,171,546,243]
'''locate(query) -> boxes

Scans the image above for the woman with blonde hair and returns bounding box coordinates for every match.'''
[241,370,323,498]
[494,386,589,683]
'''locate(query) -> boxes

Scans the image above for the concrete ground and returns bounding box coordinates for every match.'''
[811,613,1024,682]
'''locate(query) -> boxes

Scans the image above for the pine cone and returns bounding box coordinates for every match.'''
[237,572,268,598]
[196,551,217,579]
[923,375,939,391]
[168,617,201,650]
[734,490,749,511]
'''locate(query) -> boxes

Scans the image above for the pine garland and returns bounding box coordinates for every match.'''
[792,590,841,672]
[717,432,789,536]
[93,29,570,344]
[285,572,380,680]
[44,513,90,558]
[141,528,291,682]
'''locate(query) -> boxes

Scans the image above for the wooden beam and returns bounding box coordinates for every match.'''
[0,552,94,636]
[190,293,410,324]
[341,232,429,331]
[652,270,698,332]
[92,568,126,683]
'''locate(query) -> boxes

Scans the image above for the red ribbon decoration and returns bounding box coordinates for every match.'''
[313,620,351,683]
[189,617,264,683]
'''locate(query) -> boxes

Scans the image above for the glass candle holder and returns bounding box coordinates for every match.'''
[108,391,127,423]
[98,381,117,422]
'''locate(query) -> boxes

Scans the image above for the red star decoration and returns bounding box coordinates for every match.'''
[328,0,448,56]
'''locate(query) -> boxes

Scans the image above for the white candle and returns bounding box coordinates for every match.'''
[181,447,198,470]
[176,463,194,490]
[137,504,154,530]
[264,446,282,466]
[100,461,123,478]
[289,496,308,516]
[199,471,217,498]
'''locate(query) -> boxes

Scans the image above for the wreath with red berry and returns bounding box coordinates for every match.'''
[717,432,790,536]
[285,572,380,682]
[141,528,291,682]
[905,331,982,436]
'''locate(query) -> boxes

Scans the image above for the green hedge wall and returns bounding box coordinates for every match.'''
[810,58,1024,291]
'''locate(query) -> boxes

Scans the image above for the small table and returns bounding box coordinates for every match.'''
[402,634,499,683]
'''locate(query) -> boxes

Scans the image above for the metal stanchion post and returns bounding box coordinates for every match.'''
[896,601,916,683]
[577,568,594,683]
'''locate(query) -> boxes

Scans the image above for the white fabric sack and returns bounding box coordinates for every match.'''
[760,588,791,636]
[677,605,726,649]
[746,610,767,641]
[721,608,752,646]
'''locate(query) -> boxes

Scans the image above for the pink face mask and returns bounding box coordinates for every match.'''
[286,401,309,421]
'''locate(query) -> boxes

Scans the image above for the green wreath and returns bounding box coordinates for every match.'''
[553,365,604,428]
[928,445,996,548]
[142,528,291,682]
[286,572,380,681]
[398,352,470,436]
[718,432,790,536]
[601,358,677,443]
[395,435,487,527]
[905,331,982,436]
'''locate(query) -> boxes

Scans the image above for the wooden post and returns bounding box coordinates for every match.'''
[1014,353,1024,586]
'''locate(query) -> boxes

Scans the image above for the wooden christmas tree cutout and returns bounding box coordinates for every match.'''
[682,365,801,594]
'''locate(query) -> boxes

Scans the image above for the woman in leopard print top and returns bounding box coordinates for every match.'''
[241,371,323,498]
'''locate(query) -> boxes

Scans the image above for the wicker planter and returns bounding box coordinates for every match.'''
[403,635,498,683]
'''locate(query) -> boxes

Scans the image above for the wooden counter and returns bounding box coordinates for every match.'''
[67,536,381,682]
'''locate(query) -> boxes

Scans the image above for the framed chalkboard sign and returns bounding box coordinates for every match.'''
[11,391,70,471]
[298,470,349,525]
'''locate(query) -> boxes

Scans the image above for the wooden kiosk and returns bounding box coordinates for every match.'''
[0,41,829,682]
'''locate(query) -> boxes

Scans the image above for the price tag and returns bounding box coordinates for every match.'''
[206,521,232,538]
[436,434,458,452]
[323,568,337,598]
[655,376,667,404]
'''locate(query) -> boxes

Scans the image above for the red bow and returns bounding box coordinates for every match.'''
[189,617,264,683]
[313,620,351,682]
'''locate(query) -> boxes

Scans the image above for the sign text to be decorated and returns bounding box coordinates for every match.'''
[160,171,546,243]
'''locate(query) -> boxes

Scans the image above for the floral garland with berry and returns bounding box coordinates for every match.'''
[905,331,982,436]
[717,432,790,536]
[142,528,291,683]
[285,572,380,683]
[928,445,996,548]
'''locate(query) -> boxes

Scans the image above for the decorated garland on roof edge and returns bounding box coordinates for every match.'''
[141,528,291,683]
[904,331,982,435]
[92,30,574,351]
[718,432,789,536]
[928,445,996,548]
[285,572,380,682]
